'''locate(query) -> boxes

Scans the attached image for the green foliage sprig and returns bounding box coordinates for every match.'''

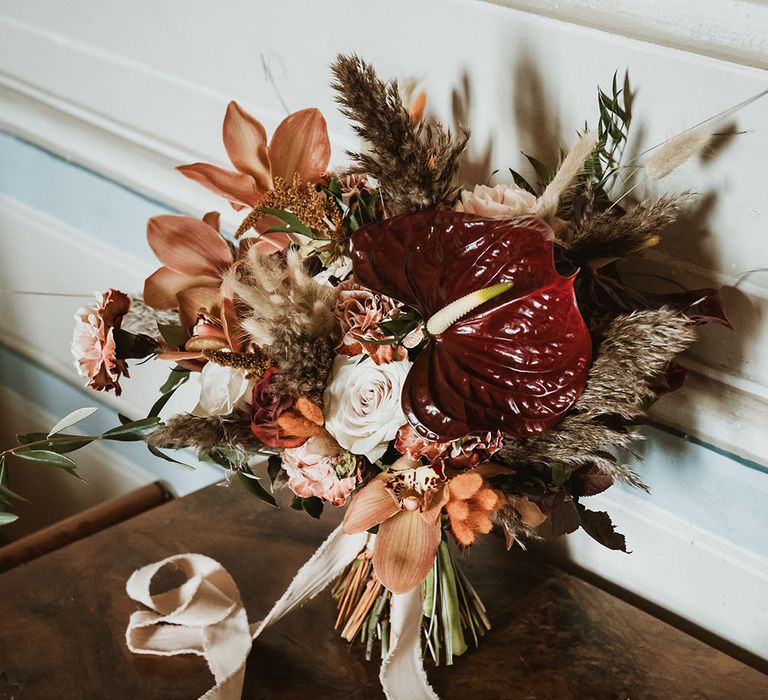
[0,409,163,526]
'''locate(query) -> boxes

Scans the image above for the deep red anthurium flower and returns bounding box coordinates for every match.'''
[351,209,592,442]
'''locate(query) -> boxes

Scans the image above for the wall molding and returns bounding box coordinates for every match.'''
[0,1,766,461]
[540,484,768,660]
[485,0,768,71]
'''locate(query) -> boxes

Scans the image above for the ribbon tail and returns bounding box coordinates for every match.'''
[380,588,439,700]
[125,527,440,700]
[251,524,368,638]
[125,554,252,700]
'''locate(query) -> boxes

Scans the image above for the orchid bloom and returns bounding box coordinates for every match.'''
[178,101,331,253]
[342,456,447,594]
[143,212,234,331]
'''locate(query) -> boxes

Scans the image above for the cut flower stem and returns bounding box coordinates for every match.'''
[332,534,490,665]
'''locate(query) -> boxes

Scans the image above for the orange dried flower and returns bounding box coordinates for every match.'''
[277,395,325,439]
[445,471,504,546]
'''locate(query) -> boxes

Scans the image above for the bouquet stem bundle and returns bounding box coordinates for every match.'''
[333,539,490,665]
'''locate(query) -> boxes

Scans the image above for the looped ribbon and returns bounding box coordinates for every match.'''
[125,525,439,700]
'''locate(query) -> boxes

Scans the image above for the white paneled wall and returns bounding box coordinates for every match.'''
[0,0,767,657]
[0,0,766,461]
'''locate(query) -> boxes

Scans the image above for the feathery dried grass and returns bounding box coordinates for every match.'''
[498,308,696,489]
[269,320,336,400]
[331,54,468,216]
[568,194,687,264]
[124,296,180,337]
[225,247,338,399]
[645,127,713,180]
[643,87,768,180]
[535,132,597,220]
[149,409,260,452]
[226,248,337,345]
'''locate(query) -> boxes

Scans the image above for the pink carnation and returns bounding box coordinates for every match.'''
[281,433,359,506]
[446,431,504,470]
[333,281,407,364]
[395,423,450,462]
[395,423,503,470]
[72,289,131,396]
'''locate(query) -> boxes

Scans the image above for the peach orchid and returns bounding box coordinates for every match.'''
[342,456,447,594]
[178,102,331,253]
[143,212,234,331]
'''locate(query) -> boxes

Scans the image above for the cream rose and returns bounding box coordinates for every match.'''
[191,362,252,417]
[455,183,536,218]
[323,356,411,462]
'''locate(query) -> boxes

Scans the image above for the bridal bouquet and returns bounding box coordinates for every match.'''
[3,54,750,697]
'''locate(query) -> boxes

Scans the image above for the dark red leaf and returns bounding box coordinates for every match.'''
[584,269,731,330]
[352,210,592,441]
[576,504,629,552]
[569,463,613,496]
[535,491,581,537]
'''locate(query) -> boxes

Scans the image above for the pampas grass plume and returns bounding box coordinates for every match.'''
[535,131,597,220]
[644,87,768,180]
[644,126,713,180]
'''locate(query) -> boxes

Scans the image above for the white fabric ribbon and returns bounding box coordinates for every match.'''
[125,525,438,699]
[382,589,440,700]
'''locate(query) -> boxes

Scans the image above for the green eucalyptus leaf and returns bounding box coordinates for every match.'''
[301,496,323,519]
[238,470,278,508]
[47,407,98,437]
[206,446,244,470]
[16,433,94,454]
[523,153,554,185]
[157,323,189,349]
[0,483,29,503]
[146,444,196,471]
[267,455,283,486]
[550,462,573,487]
[159,366,191,394]
[259,208,315,238]
[13,449,78,470]
[147,390,176,419]
[0,512,18,526]
[101,417,161,442]
[508,169,536,194]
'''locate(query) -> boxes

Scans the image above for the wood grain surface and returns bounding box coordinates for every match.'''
[0,481,765,700]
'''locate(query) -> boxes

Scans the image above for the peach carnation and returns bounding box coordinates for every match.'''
[281,433,358,506]
[71,289,131,396]
[333,281,407,365]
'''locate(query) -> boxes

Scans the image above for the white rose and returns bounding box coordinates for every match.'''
[455,183,537,218]
[323,355,411,462]
[192,362,252,417]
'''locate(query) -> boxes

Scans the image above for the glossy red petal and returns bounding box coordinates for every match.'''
[352,210,591,441]
[222,101,273,191]
[269,108,331,183]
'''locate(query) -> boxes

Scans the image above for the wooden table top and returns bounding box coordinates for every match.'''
[0,480,766,700]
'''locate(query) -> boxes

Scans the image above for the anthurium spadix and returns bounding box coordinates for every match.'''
[351,210,592,441]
